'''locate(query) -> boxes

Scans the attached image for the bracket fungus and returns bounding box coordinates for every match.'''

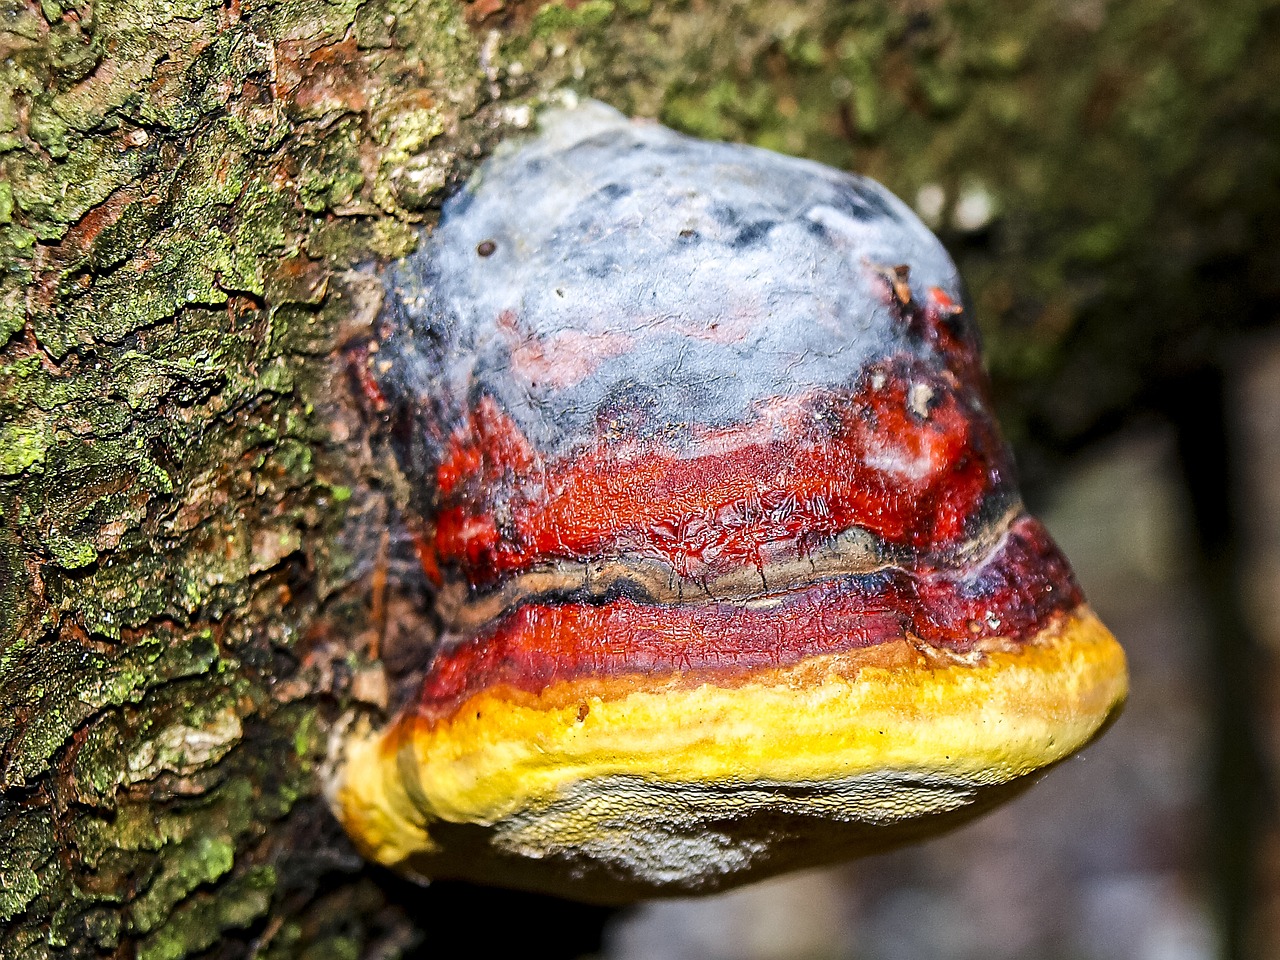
[332,102,1128,903]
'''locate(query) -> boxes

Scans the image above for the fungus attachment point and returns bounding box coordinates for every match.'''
[333,102,1127,903]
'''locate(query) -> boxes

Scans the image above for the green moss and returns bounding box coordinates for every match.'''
[130,836,237,935]
[44,534,98,569]
[5,221,36,248]
[0,420,52,476]
[369,218,420,259]
[0,812,54,922]
[373,104,447,212]
[9,137,157,240]
[297,130,368,212]
[137,866,276,960]
[0,864,41,923]
[533,0,616,37]
[96,0,219,30]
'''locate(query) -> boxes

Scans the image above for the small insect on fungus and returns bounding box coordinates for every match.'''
[331,101,1128,904]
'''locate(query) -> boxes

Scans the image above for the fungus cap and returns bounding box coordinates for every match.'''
[333,101,1128,903]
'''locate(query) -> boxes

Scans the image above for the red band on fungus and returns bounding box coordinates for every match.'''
[415,516,1081,723]
[430,360,1013,592]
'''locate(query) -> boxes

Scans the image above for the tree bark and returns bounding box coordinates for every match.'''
[1,0,1277,956]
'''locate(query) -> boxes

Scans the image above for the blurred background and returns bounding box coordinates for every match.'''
[395,0,1280,956]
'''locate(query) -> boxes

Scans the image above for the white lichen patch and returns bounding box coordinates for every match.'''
[126,706,243,782]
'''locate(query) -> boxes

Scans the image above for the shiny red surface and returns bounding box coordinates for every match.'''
[429,361,1013,591]
[414,516,1081,721]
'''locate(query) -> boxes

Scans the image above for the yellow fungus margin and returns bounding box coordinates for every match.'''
[334,606,1127,875]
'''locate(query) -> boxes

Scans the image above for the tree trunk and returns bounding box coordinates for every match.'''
[1,0,1276,956]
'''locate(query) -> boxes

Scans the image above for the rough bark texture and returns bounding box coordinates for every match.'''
[1,0,1277,956]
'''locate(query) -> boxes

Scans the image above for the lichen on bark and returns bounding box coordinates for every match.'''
[2,0,1277,955]
[0,0,494,952]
